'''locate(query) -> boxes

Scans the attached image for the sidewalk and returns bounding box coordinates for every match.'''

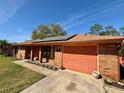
[13,60,55,76]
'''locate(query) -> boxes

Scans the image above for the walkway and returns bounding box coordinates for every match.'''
[13,60,55,76]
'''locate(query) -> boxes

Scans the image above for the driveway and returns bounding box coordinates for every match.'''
[21,70,106,93]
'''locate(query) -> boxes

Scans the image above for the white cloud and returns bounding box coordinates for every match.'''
[59,13,86,27]
[0,0,26,24]
[59,0,124,30]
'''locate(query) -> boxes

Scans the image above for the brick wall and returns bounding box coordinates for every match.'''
[98,44,120,81]
[16,46,26,59]
[54,46,62,68]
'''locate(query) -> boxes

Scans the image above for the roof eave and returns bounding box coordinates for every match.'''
[13,39,123,46]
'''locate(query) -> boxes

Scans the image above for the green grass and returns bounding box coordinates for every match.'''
[0,56,46,93]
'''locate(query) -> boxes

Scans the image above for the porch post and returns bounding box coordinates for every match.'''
[13,46,16,58]
[39,46,42,63]
[30,46,33,61]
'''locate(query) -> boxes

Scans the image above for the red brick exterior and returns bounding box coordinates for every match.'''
[16,46,25,59]
[54,46,62,67]
[14,43,121,81]
[98,44,120,81]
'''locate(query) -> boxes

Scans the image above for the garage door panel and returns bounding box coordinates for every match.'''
[63,46,97,74]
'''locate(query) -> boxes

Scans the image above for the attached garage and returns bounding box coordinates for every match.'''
[63,45,97,74]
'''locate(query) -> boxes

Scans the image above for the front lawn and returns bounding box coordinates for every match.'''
[0,56,45,93]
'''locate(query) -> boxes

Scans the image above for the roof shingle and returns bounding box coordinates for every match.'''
[14,34,124,46]
[68,34,124,42]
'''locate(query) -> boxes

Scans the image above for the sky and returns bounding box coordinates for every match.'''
[0,0,124,42]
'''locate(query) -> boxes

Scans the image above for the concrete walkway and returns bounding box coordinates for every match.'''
[13,60,55,76]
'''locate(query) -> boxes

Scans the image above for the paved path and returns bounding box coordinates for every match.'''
[13,60,55,76]
[105,86,124,93]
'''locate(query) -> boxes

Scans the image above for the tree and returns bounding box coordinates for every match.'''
[100,26,120,36]
[120,26,124,36]
[32,29,39,40]
[50,24,67,37]
[0,40,8,55]
[89,24,104,35]
[31,24,67,40]
[88,24,120,36]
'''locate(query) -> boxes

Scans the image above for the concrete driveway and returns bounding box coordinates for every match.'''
[21,70,106,93]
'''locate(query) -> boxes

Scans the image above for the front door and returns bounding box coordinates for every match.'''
[42,46,51,62]
[25,46,31,59]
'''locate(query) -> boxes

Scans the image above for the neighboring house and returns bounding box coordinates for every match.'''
[13,34,124,81]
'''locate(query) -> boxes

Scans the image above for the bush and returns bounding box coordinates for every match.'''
[118,46,124,57]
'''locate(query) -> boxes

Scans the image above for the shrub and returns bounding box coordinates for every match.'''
[118,46,124,57]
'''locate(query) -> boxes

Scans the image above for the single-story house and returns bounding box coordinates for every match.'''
[13,34,124,81]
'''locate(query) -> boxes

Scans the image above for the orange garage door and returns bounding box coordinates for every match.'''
[63,46,97,74]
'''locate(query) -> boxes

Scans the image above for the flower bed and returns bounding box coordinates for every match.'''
[25,60,59,71]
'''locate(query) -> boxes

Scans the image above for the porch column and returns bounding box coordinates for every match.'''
[30,46,33,61]
[39,46,42,63]
[13,46,16,58]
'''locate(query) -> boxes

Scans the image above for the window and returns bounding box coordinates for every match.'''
[56,48,61,52]
[56,46,61,52]
[15,47,19,54]
[42,47,51,57]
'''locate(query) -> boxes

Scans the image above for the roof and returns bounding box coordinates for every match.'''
[14,34,124,46]
[31,35,76,42]
[68,34,124,42]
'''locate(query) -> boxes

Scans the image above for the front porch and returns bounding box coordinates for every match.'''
[23,45,62,68]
